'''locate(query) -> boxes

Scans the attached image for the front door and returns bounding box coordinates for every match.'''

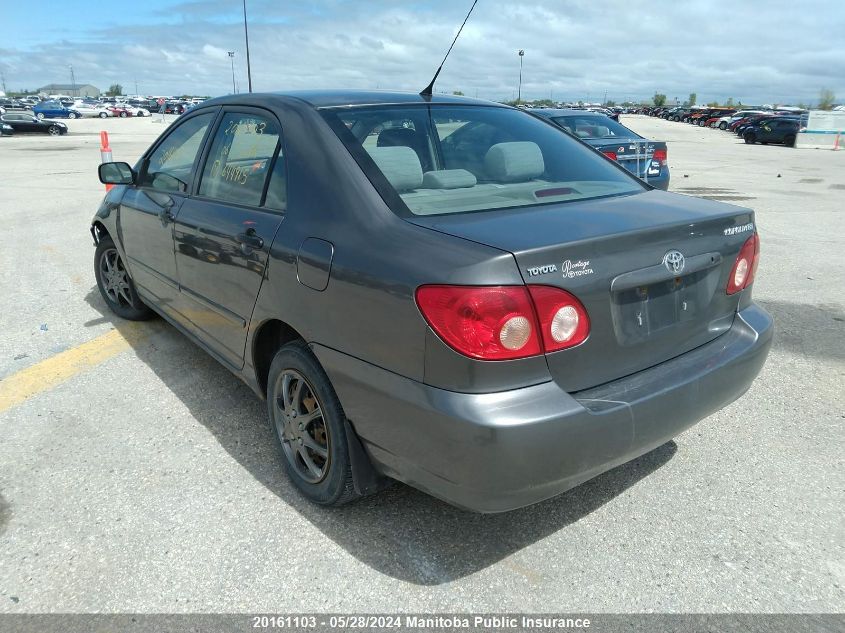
[172,108,287,368]
[119,111,216,310]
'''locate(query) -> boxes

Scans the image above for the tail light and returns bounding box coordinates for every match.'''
[726,233,760,294]
[415,284,590,360]
[527,286,591,352]
[415,286,542,360]
[652,148,667,166]
[601,150,618,161]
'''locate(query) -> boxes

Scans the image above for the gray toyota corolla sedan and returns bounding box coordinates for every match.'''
[92,91,773,513]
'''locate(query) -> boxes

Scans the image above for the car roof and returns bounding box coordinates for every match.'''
[198,90,505,110]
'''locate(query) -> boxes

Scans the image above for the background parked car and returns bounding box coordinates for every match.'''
[733,114,776,136]
[0,113,68,135]
[0,98,32,112]
[702,109,736,128]
[72,103,113,118]
[743,117,800,147]
[532,108,670,189]
[107,105,133,118]
[123,105,151,117]
[33,101,80,120]
[0,122,13,136]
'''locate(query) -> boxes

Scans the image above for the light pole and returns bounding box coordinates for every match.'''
[243,0,253,92]
[228,51,236,94]
[69,65,76,97]
[517,50,524,104]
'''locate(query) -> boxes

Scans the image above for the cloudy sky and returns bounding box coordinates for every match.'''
[1,0,842,105]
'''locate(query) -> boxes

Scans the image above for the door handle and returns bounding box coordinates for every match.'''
[236,228,264,249]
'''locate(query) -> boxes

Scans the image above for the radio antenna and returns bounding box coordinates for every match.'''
[420,0,479,97]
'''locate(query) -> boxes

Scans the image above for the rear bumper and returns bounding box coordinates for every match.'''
[314,303,773,513]
[619,162,669,190]
[644,170,670,190]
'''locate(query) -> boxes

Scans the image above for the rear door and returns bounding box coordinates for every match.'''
[172,107,286,368]
[119,111,216,309]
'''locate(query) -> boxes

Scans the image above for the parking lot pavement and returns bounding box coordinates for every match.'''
[0,114,843,613]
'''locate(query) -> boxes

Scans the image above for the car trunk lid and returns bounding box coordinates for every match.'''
[409,189,756,392]
[584,137,667,181]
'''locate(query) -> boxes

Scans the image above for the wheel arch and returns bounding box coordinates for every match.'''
[91,220,110,243]
[251,318,305,397]
[252,319,389,496]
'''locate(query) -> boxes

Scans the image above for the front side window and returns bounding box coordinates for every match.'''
[140,112,214,193]
[324,105,644,217]
[198,112,282,207]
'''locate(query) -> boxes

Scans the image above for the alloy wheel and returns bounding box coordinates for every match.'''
[99,248,132,307]
[272,370,330,484]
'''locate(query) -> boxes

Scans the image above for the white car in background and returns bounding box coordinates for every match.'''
[716,110,768,130]
[123,105,151,117]
[72,103,114,119]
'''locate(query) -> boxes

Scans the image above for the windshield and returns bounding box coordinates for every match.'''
[323,104,644,217]
[549,114,641,139]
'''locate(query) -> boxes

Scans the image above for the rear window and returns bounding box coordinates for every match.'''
[549,114,640,139]
[322,104,644,217]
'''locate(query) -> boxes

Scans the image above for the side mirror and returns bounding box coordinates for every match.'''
[98,161,135,185]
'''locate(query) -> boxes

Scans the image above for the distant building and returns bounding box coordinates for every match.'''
[37,83,100,98]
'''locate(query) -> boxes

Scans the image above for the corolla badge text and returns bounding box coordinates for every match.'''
[724,223,754,236]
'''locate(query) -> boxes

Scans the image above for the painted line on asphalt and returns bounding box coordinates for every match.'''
[0,323,154,414]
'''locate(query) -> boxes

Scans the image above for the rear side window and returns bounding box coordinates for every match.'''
[140,113,214,193]
[198,112,282,208]
[323,104,644,217]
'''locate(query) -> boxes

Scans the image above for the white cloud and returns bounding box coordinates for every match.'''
[0,0,843,104]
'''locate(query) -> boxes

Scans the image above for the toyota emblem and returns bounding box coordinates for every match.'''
[663,250,685,275]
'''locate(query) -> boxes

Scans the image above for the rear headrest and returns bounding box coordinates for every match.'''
[367,146,423,192]
[484,142,545,182]
[422,169,477,189]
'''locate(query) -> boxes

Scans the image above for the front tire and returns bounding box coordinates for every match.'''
[36,112,45,120]
[68,112,78,119]
[267,341,360,506]
[99,112,108,118]
[48,125,61,136]
[784,134,796,147]
[119,111,128,118]
[719,122,728,130]
[94,235,153,320]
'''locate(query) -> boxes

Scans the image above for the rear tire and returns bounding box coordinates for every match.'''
[744,132,757,144]
[119,111,128,118]
[719,122,728,130]
[267,341,361,506]
[94,235,153,320]
[99,112,107,118]
[36,112,45,120]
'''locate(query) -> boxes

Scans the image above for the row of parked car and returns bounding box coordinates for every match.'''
[0,95,206,136]
[644,105,807,147]
[0,96,202,121]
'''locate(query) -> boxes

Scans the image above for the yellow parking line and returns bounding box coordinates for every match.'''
[0,323,153,414]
